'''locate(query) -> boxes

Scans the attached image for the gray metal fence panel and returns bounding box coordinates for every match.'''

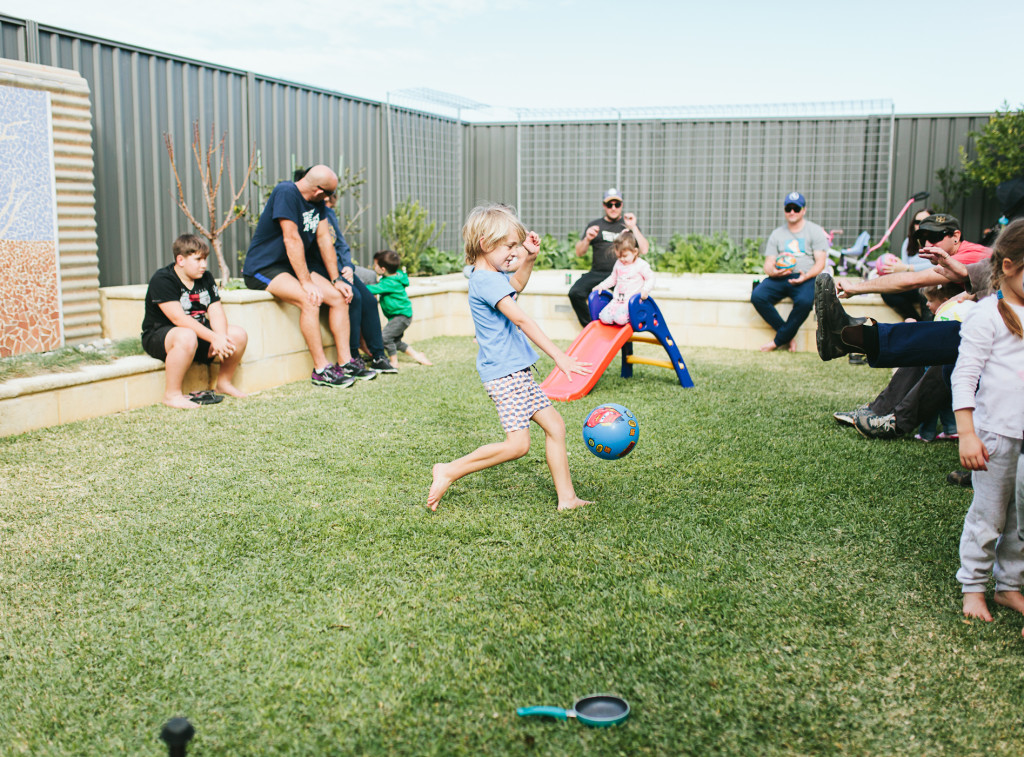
[385,105,462,251]
[470,113,999,251]
[510,115,893,250]
[0,15,25,60]
[1,14,450,284]
[1,12,1003,288]
[889,114,999,243]
[462,123,518,212]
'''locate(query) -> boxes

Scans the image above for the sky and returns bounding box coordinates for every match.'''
[3,0,1021,118]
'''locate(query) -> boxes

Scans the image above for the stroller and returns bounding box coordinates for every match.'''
[828,191,930,277]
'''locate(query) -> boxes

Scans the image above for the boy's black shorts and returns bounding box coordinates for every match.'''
[142,326,215,365]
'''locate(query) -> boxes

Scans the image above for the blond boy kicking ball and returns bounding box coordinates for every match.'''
[428,204,593,512]
[141,234,248,409]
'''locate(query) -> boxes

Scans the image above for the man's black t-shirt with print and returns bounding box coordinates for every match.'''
[580,217,627,272]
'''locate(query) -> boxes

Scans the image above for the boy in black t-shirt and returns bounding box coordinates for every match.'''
[141,234,248,409]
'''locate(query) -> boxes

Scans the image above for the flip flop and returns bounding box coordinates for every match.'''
[188,390,224,405]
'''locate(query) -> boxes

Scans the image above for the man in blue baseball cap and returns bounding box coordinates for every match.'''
[750,191,830,351]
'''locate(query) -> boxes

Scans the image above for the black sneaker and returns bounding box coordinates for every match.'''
[340,359,377,381]
[814,273,866,361]
[854,412,899,439]
[311,364,355,388]
[370,355,398,374]
[833,406,870,427]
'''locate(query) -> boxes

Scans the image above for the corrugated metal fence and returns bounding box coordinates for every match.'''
[0,14,1002,287]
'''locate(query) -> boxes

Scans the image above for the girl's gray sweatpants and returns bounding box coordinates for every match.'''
[958,429,1024,593]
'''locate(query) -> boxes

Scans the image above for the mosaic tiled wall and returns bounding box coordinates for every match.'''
[0,84,61,358]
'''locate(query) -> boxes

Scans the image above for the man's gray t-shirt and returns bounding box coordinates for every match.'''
[765,221,830,274]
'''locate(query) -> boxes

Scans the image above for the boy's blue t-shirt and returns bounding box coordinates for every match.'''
[468,270,539,382]
[243,182,326,276]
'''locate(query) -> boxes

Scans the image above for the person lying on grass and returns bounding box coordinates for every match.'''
[141,234,248,409]
[427,203,592,512]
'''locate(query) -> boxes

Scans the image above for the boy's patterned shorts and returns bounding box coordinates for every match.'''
[483,369,552,432]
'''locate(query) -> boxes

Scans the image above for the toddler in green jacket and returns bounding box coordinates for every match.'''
[368,250,433,369]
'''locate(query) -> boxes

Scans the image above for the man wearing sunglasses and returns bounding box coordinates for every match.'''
[750,192,830,351]
[831,214,989,302]
[568,188,649,327]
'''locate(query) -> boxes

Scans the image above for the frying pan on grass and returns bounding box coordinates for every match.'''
[517,694,629,727]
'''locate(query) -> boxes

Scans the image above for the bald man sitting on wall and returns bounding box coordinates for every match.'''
[242,165,375,387]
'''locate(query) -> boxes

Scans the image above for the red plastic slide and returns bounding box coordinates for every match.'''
[539,321,634,402]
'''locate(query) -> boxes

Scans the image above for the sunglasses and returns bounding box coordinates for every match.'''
[317,185,336,196]
[784,205,803,213]
[604,200,622,208]
[915,230,948,245]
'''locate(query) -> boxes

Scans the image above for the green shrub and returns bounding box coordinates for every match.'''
[535,232,591,270]
[378,198,444,275]
[654,232,763,274]
[418,247,464,276]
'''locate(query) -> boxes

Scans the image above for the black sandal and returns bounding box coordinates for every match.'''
[188,390,224,405]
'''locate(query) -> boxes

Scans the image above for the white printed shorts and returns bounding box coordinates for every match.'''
[483,369,552,432]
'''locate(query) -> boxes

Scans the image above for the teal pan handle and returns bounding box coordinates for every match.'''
[517,706,569,720]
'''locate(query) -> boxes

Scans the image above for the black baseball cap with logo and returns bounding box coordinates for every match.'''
[917,214,960,234]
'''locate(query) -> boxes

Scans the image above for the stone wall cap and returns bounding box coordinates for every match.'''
[0,355,163,399]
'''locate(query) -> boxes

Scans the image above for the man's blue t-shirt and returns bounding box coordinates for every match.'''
[243,182,326,276]
[468,270,539,382]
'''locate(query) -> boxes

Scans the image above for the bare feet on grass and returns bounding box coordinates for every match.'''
[557,497,593,512]
[994,590,1024,615]
[408,348,433,366]
[216,380,248,399]
[759,340,779,352]
[164,394,200,410]
[963,592,992,621]
[788,340,797,352]
[427,463,453,511]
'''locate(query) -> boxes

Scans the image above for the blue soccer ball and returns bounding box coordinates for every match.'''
[583,403,640,459]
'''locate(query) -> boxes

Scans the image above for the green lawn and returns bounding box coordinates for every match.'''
[1,337,1020,755]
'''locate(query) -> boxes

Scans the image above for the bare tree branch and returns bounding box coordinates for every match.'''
[164,122,256,287]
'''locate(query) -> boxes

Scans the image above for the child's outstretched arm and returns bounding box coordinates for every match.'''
[510,231,541,293]
[496,296,591,381]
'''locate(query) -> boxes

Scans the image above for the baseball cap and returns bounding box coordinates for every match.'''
[603,188,623,203]
[917,213,960,234]
[783,192,806,208]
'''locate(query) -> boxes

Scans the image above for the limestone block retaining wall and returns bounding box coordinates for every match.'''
[1,271,900,436]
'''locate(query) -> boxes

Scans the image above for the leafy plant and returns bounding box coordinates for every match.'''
[418,247,464,276]
[935,165,973,213]
[962,103,1024,188]
[935,102,1024,210]
[655,231,762,274]
[534,232,589,270]
[378,198,444,274]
